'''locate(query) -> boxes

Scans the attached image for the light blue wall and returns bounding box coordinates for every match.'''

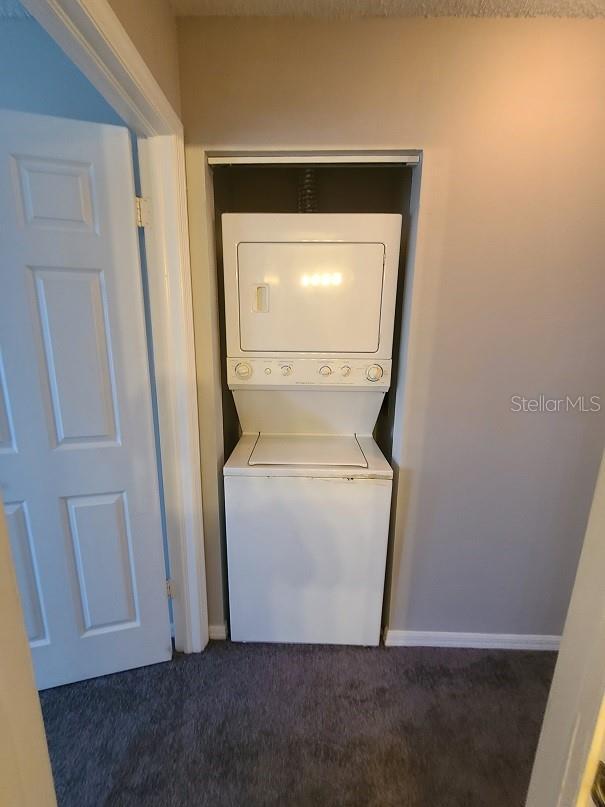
[0,18,122,124]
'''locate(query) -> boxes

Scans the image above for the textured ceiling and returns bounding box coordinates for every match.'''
[170,0,605,17]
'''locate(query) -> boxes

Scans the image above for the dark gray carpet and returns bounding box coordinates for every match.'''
[40,642,556,807]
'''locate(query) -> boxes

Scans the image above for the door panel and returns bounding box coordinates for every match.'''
[0,350,16,452]
[0,110,171,689]
[31,267,119,446]
[65,492,138,634]
[15,155,96,232]
[5,500,47,645]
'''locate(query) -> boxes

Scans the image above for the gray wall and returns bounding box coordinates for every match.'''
[179,17,605,637]
[107,0,181,115]
[0,18,121,124]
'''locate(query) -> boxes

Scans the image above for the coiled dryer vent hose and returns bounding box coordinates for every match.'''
[298,167,318,213]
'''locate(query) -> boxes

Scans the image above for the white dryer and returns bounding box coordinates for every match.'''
[222,213,402,646]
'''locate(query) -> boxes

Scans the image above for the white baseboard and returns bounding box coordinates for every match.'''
[208,623,228,640]
[383,629,560,651]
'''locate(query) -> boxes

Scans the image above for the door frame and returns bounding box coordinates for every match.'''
[187,147,421,637]
[19,0,209,653]
[526,450,605,807]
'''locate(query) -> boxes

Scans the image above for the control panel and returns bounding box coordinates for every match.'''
[227,358,391,390]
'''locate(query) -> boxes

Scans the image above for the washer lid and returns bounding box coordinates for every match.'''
[248,433,368,468]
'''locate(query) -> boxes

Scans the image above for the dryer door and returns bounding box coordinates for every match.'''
[237,241,385,353]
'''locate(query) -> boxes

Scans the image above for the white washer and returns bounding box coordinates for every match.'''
[225,434,392,645]
[222,213,402,646]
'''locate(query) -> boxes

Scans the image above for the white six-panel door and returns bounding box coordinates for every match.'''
[0,110,172,689]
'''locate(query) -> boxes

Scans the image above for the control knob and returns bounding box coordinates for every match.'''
[234,362,253,380]
[319,365,333,377]
[341,365,352,377]
[366,364,384,382]
[281,365,293,376]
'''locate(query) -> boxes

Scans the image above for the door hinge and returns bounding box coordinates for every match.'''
[165,579,174,599]
[135,195,150,228]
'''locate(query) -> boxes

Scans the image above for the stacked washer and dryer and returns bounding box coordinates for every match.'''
[222,212,402,646]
